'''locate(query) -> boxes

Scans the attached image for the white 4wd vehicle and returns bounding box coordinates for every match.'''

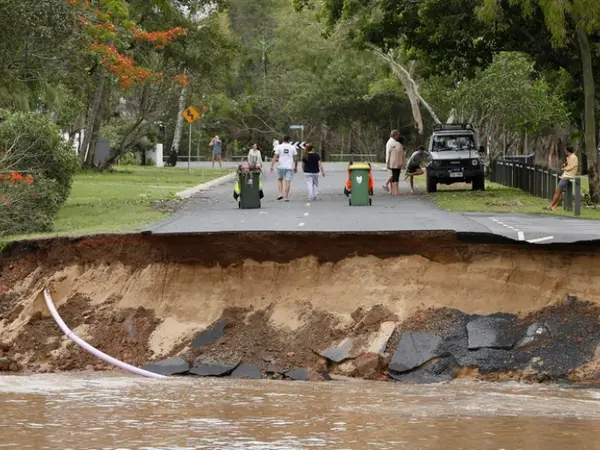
[425,123,486,193]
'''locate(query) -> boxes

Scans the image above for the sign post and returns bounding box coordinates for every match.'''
[290,124,304,144]
[182,105,201,172]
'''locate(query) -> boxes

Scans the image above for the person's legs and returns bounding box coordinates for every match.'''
[276,169,285,200]
[547,178,568,210]
[383,174,392,193]
[313,174,319,199]
[217,154,222,168]
[284,170,293,200]
[391,169,400,195]
[408,168,423,193]
[305,174,314,200]
[212,153,216,168]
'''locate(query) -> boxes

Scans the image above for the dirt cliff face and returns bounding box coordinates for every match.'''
[1,232,600,383]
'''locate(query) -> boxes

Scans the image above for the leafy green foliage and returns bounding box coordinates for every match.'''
[0,112,79,203]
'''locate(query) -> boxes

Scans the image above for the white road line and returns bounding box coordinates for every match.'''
[298,223,305,227]
[527,236,554,244]
[304,213,309,216]
[517,231,525,241]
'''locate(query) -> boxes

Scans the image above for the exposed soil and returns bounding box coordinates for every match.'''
[1,232,600,381]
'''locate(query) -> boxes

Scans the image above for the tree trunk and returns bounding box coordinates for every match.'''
[80,72,106,164]
[576,24,599,202]
[170,77,189,155]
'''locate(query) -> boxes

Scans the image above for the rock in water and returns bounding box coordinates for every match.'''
[389,332,443,373]
[231,363,261,380]
[191,318,229,347]
[141,357,190,376]
[285,368,311,381]
[189,357,241,377]
[467,314,519,350]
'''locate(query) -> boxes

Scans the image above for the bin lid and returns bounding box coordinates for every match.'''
[349,163,371,170]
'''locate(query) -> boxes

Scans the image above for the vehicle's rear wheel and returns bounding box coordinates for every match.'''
[472,174,485,191]
[426,175,437,193]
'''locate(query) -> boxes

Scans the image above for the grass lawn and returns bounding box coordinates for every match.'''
[414,175,600,220]
[7,165,231,241]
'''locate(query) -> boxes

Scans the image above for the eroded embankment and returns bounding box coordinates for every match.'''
[1,231,600,383]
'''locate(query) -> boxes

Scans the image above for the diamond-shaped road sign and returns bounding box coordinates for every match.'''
[182,106,200,124]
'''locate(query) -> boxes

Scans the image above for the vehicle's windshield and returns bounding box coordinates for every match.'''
[431,134,475,151]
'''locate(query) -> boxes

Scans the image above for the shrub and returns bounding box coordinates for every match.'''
[120,151,142,166]
[0,172,61,235]
[0,112,79,236]
[0,112,79,204]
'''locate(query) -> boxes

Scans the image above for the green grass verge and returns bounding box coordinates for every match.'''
[7,165,232,241]
[414,176,600,220]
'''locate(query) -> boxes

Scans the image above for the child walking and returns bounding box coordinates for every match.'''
[302,143,326,201]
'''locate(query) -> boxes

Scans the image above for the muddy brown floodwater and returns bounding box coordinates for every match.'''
[1,374,600,449]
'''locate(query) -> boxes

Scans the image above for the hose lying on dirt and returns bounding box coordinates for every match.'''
[43,289,167,380]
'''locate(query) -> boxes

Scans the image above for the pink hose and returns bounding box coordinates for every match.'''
[43,289,167,379]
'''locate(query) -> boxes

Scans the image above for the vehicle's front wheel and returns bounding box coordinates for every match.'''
[472,174,485,191]
[426,175,437,193]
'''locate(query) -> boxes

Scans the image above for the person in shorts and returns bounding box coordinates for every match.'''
[405,145,431,193]
[383,129,400,193]
[209,135,222,168]
[387,136,404,195]
[270,135,298,201]
[545,147,578,211]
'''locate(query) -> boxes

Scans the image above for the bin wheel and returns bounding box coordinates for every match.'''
[368,198,372,206]
[349,198,352,206]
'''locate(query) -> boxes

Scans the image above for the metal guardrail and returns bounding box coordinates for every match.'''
[490,160,581,216]
[329,153,378,162]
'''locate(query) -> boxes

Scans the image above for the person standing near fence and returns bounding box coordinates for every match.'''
[302,143,326,201]
[545,147,578,211]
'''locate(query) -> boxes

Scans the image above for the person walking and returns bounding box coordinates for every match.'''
[248,143,263,168]
[383,130,400,193]
[302,143,326,201]
[387,135,404,196]
[405,145,431,194]
[545,147,578,211]
[270,135,298,201]
[209,135,223,168]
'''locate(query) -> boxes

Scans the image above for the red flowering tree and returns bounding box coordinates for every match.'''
[65,0,190,166]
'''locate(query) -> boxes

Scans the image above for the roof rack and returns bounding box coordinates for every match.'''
[432,123,475,131]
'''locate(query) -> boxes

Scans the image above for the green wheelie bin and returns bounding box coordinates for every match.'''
[348,163,372,206]
[236,168,262,209]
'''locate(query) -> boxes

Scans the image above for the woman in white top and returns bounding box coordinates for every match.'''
[247,143,263,168]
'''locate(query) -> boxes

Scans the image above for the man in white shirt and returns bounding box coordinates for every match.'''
[270,135,298,201]
[383,129,400,193]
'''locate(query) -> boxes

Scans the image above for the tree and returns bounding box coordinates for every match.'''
[478,0,600,201]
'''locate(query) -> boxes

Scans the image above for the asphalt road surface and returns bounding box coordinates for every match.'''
[150,162,600,244]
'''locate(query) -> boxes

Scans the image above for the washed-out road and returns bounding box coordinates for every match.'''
[149,162,600,244]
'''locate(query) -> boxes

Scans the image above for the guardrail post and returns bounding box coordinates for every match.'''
[575,177,581,216]
[564,179,573,211]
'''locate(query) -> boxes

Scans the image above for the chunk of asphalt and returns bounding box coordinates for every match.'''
[319,338,354,363]
[190,318,229,348]
[189,357,241,377]
[266,364,283,374]
[389,332,443,373]
[285,368,311,381]
[389,356,458,384]
[231,363,261,380]
[141,356,190,376]
[467,314,519,350]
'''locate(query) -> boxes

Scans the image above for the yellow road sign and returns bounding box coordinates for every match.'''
[182,105,200,124]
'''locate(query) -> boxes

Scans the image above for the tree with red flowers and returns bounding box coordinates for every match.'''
[65,0,191,166]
